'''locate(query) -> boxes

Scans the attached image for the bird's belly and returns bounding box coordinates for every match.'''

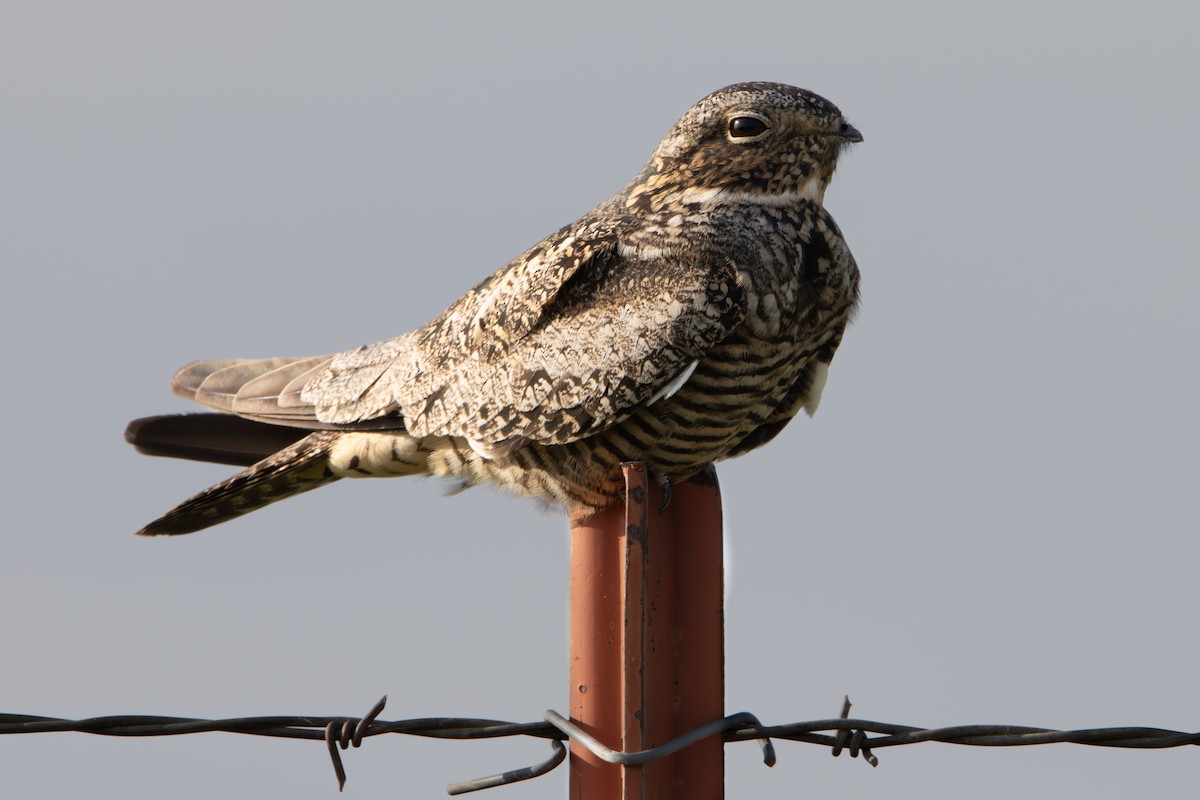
[333,332,829,512]
[526,333,819,499]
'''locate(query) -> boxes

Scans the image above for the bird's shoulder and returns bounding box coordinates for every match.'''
[417,210,631,364]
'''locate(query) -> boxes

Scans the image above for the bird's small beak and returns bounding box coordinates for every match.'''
[837,122,863,143]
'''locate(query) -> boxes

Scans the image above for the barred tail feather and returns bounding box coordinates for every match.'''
[138,432,341,536]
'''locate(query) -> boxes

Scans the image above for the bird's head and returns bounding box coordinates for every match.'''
[623,82,861,211]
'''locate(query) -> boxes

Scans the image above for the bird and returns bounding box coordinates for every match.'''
[126,81,862,535]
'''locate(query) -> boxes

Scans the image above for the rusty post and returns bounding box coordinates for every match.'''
[568,463,725,799]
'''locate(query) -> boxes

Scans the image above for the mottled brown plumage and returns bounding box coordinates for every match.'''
[127,82,862,534]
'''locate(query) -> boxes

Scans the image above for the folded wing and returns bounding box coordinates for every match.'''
[167,220,748,450]
[302,221,747,447]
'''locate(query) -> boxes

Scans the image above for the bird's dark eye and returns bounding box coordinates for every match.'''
[728,116,768,139]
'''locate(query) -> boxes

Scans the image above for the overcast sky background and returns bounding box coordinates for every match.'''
[3,2,1197,798]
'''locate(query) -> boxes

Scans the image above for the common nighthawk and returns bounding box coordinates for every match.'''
[126,82,862,535]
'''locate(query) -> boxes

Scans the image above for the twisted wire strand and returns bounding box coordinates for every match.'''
[4,699,1197,795]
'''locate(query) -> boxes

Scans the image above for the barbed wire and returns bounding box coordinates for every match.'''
[3,696,1197,795]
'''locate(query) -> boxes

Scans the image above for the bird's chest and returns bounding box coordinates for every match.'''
[733,205,858,343]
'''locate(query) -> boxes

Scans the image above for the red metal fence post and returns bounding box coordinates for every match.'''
[569,463,725,799]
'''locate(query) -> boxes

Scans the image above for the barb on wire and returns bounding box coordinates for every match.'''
[828,695,877,766]
[4,697,1199,796]
[325,695,388,791]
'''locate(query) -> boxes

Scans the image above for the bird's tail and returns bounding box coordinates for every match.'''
[137,431,342,536]
[125,413,313,467]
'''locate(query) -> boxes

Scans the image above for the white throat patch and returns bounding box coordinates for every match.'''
[680,174,826,206]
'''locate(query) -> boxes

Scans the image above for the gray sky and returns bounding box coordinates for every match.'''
[3,1,1197,797]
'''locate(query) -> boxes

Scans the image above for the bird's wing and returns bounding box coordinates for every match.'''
[171,355,409,431]
[301,221,747,446]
